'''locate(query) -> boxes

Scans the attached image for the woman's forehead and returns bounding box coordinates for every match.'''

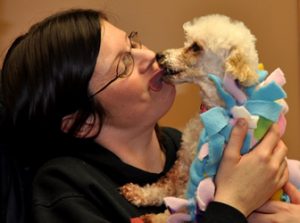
[101,21,127,52]
[91,21,128,85]
[97,21,125,71]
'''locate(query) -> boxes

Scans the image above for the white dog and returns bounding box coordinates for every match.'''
[121,14,300,223]
[158,14,259,107]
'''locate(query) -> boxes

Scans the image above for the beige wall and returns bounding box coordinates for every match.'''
[0,0,299,159]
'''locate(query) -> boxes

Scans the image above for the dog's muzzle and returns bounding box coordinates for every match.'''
[156,52,181,76]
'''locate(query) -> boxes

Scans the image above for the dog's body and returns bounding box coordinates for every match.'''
[120,14,300,222]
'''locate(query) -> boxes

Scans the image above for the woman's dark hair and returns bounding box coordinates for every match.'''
[0,9,107,146]
[0,10,109,221]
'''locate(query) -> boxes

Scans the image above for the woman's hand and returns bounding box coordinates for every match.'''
[285,181,300,203]
[214,119,289,217]
[248,182,300,223]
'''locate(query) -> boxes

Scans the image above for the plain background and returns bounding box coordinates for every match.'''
[0,0,299,159]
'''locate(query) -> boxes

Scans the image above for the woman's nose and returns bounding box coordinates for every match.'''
[134,48,157,73]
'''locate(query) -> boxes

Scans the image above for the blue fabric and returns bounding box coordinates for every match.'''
[186,71,287,220]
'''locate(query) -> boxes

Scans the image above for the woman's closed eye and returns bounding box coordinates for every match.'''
[116,31,141,78]
[130,40,141,49]
[117,52,134,78]
[128,31,141,49]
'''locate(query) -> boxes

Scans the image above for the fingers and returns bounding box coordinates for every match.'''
[255,124,280,156]
[248,214,268,223]
[275,160,289,189]
[255,200,286,213]
[223,119,248,161]
[271,141,289,187]
[250,126,287,189]
[248,211,276,223]
[272,141,288,163]
[284,182,300,204]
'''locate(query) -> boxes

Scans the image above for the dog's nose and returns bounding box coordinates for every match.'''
[155,53,166,63]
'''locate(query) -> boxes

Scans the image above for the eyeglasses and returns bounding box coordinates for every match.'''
[89,31,142,97]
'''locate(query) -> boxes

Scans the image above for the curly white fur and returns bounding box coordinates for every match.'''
[183,14,258,67]
[160,14,259,109]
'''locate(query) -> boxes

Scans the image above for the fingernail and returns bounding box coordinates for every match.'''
[237,119,247,127]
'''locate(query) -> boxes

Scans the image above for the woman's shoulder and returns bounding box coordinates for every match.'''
[32,156,127,222]
[32,156,104,204]
[33,156,106,186]
[35,156,87,176]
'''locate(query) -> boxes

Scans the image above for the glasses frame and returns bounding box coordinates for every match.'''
[89,31,141,98]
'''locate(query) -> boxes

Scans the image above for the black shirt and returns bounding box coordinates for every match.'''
[32,127,247,223]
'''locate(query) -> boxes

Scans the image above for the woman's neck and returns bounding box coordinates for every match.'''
[94,125,165,173]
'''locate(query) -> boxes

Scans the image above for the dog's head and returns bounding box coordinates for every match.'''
[157,14,259,108]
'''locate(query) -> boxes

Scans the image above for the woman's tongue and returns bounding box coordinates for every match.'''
[149,73,164,91]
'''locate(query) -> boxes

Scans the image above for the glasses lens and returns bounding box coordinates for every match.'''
[116,52,134,78]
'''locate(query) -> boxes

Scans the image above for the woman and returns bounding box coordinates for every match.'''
[0,8,292,223]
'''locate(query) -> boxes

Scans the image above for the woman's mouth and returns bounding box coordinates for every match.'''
[149,70,166,91]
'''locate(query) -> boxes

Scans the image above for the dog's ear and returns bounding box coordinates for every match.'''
[225,47,258,86]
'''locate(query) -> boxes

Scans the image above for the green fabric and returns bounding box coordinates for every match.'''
[254,117,273,140]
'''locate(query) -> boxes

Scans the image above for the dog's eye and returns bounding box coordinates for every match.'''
[189,42,203,53]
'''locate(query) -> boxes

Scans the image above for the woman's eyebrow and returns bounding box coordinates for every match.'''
[124,32,131,48]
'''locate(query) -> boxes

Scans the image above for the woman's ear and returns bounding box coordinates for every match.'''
[61,113,75,134]
[61,113,99,138]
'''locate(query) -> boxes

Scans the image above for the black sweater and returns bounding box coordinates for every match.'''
[32,127,247,223]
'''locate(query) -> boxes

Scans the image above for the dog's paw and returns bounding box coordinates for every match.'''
[120,183,149,206]
[138,210,170,223]
[120,183,166,207]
